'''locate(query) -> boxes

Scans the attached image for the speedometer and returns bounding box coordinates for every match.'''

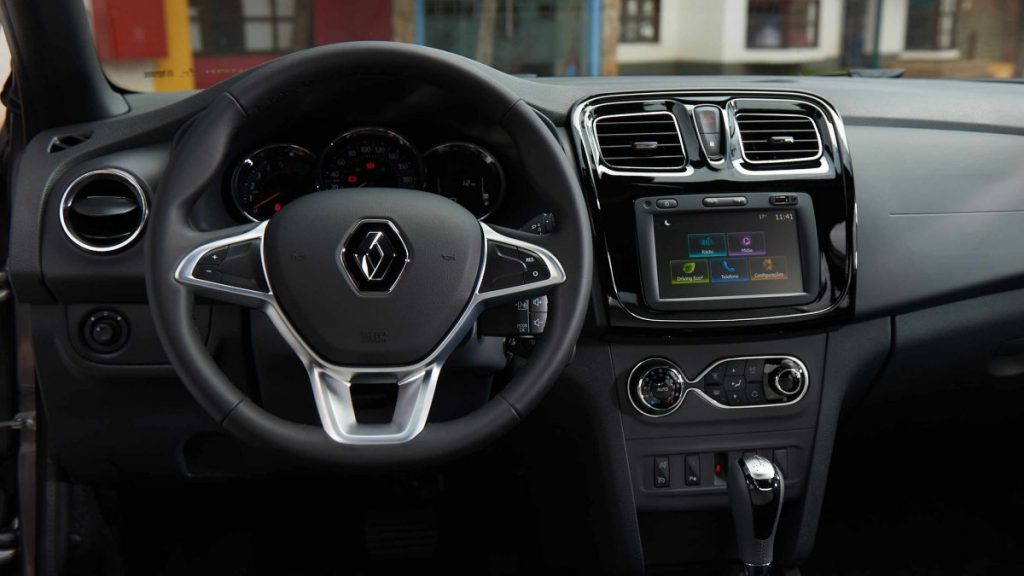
[317,128,423,190]
[231,144,316,222]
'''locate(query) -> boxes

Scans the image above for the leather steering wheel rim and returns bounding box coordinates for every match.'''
[145,42,593,467]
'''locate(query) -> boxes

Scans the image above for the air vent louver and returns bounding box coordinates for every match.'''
[48,131,93,153]
[736,113,822,164]
[60,169,148,253]
[594,111,686,171]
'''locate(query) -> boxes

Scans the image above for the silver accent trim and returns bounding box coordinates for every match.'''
[174,221,565,445]
[770,366,804,397]
[230,143,316,223]
[627,358,686,418]
[592,110,687,171]
[734,111,823,166]
[59,168,149,254]
[570,89,854,324]
[626,355,809,418]
[740,453,778,483]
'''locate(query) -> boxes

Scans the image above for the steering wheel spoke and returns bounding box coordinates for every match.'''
[477,223,566,307]
[174,222,271,307]
[305,362,442,444]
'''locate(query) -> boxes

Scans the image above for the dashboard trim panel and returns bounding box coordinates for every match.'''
[570,89,856,325]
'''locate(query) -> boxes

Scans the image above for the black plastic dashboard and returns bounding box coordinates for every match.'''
[10,69,1024,485]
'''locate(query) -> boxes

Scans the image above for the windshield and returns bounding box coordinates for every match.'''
[86,0,1024,92]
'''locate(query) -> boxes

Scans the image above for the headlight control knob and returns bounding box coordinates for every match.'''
[769,359,805,397]
[629,358,686,417]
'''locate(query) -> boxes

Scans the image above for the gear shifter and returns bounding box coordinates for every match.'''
[728,453,784,576]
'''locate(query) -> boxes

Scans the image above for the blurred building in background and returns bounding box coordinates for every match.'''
[86,0,1024,92]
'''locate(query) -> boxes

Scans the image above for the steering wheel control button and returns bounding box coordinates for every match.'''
[194,264,222,283]
[482,243,527,291]
[82,310,129,354]
[478,294,550,337]
[198,246,229,266]
[520,248,551,283]
[529,312,547,335]
[628,359,686,417]
[192,241,267,292]
[220,241,268,291]
[529,295,548,312]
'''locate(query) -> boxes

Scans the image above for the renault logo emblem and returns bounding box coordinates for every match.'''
[356,231,394,282]
[341,220,409,293]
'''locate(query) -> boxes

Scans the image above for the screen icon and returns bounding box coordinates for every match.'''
[727,231,766,256]
[687,233,727,257]
[710,257,749,283]
[670,259,710,285]
[749,256,788,281]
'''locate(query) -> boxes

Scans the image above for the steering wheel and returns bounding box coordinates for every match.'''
[145,42,592,467]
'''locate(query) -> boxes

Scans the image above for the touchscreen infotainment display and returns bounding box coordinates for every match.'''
[652,210,804,300]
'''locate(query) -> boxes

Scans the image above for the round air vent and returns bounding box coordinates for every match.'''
[59,169,149,253]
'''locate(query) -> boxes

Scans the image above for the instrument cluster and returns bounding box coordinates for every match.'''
[230,127,506,222]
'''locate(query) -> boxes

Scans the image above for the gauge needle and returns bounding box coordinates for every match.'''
[253,192,281,210]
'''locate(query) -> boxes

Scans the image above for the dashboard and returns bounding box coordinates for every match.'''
[12,52,1024,574]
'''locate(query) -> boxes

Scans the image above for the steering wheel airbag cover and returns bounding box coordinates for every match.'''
[264,188,483,366]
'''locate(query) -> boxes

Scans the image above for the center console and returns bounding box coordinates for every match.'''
[570,89,856,569]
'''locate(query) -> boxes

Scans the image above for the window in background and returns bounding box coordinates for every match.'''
[906,0,959,50]
[620,0,659,43]
[422,0,595,76]
[190,0,312,55]
[747,0,819,49]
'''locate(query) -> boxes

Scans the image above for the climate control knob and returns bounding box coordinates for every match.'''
[629,359,686,417]
[769,359,806,397]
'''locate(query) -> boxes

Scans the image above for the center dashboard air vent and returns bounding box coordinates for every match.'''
[60,169,149,253]
[735,112,822,164]
[593,111,686,171]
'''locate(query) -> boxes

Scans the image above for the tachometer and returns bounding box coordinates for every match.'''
[231,144,316,222]
[318,128,423,190]
[424,142,505,219]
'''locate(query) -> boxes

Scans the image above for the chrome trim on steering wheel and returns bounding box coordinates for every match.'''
[174,221,565,445]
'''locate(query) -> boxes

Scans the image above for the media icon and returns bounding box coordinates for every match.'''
[727,231,766,256]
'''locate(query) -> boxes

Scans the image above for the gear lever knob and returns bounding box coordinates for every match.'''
[728,453,784,576]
